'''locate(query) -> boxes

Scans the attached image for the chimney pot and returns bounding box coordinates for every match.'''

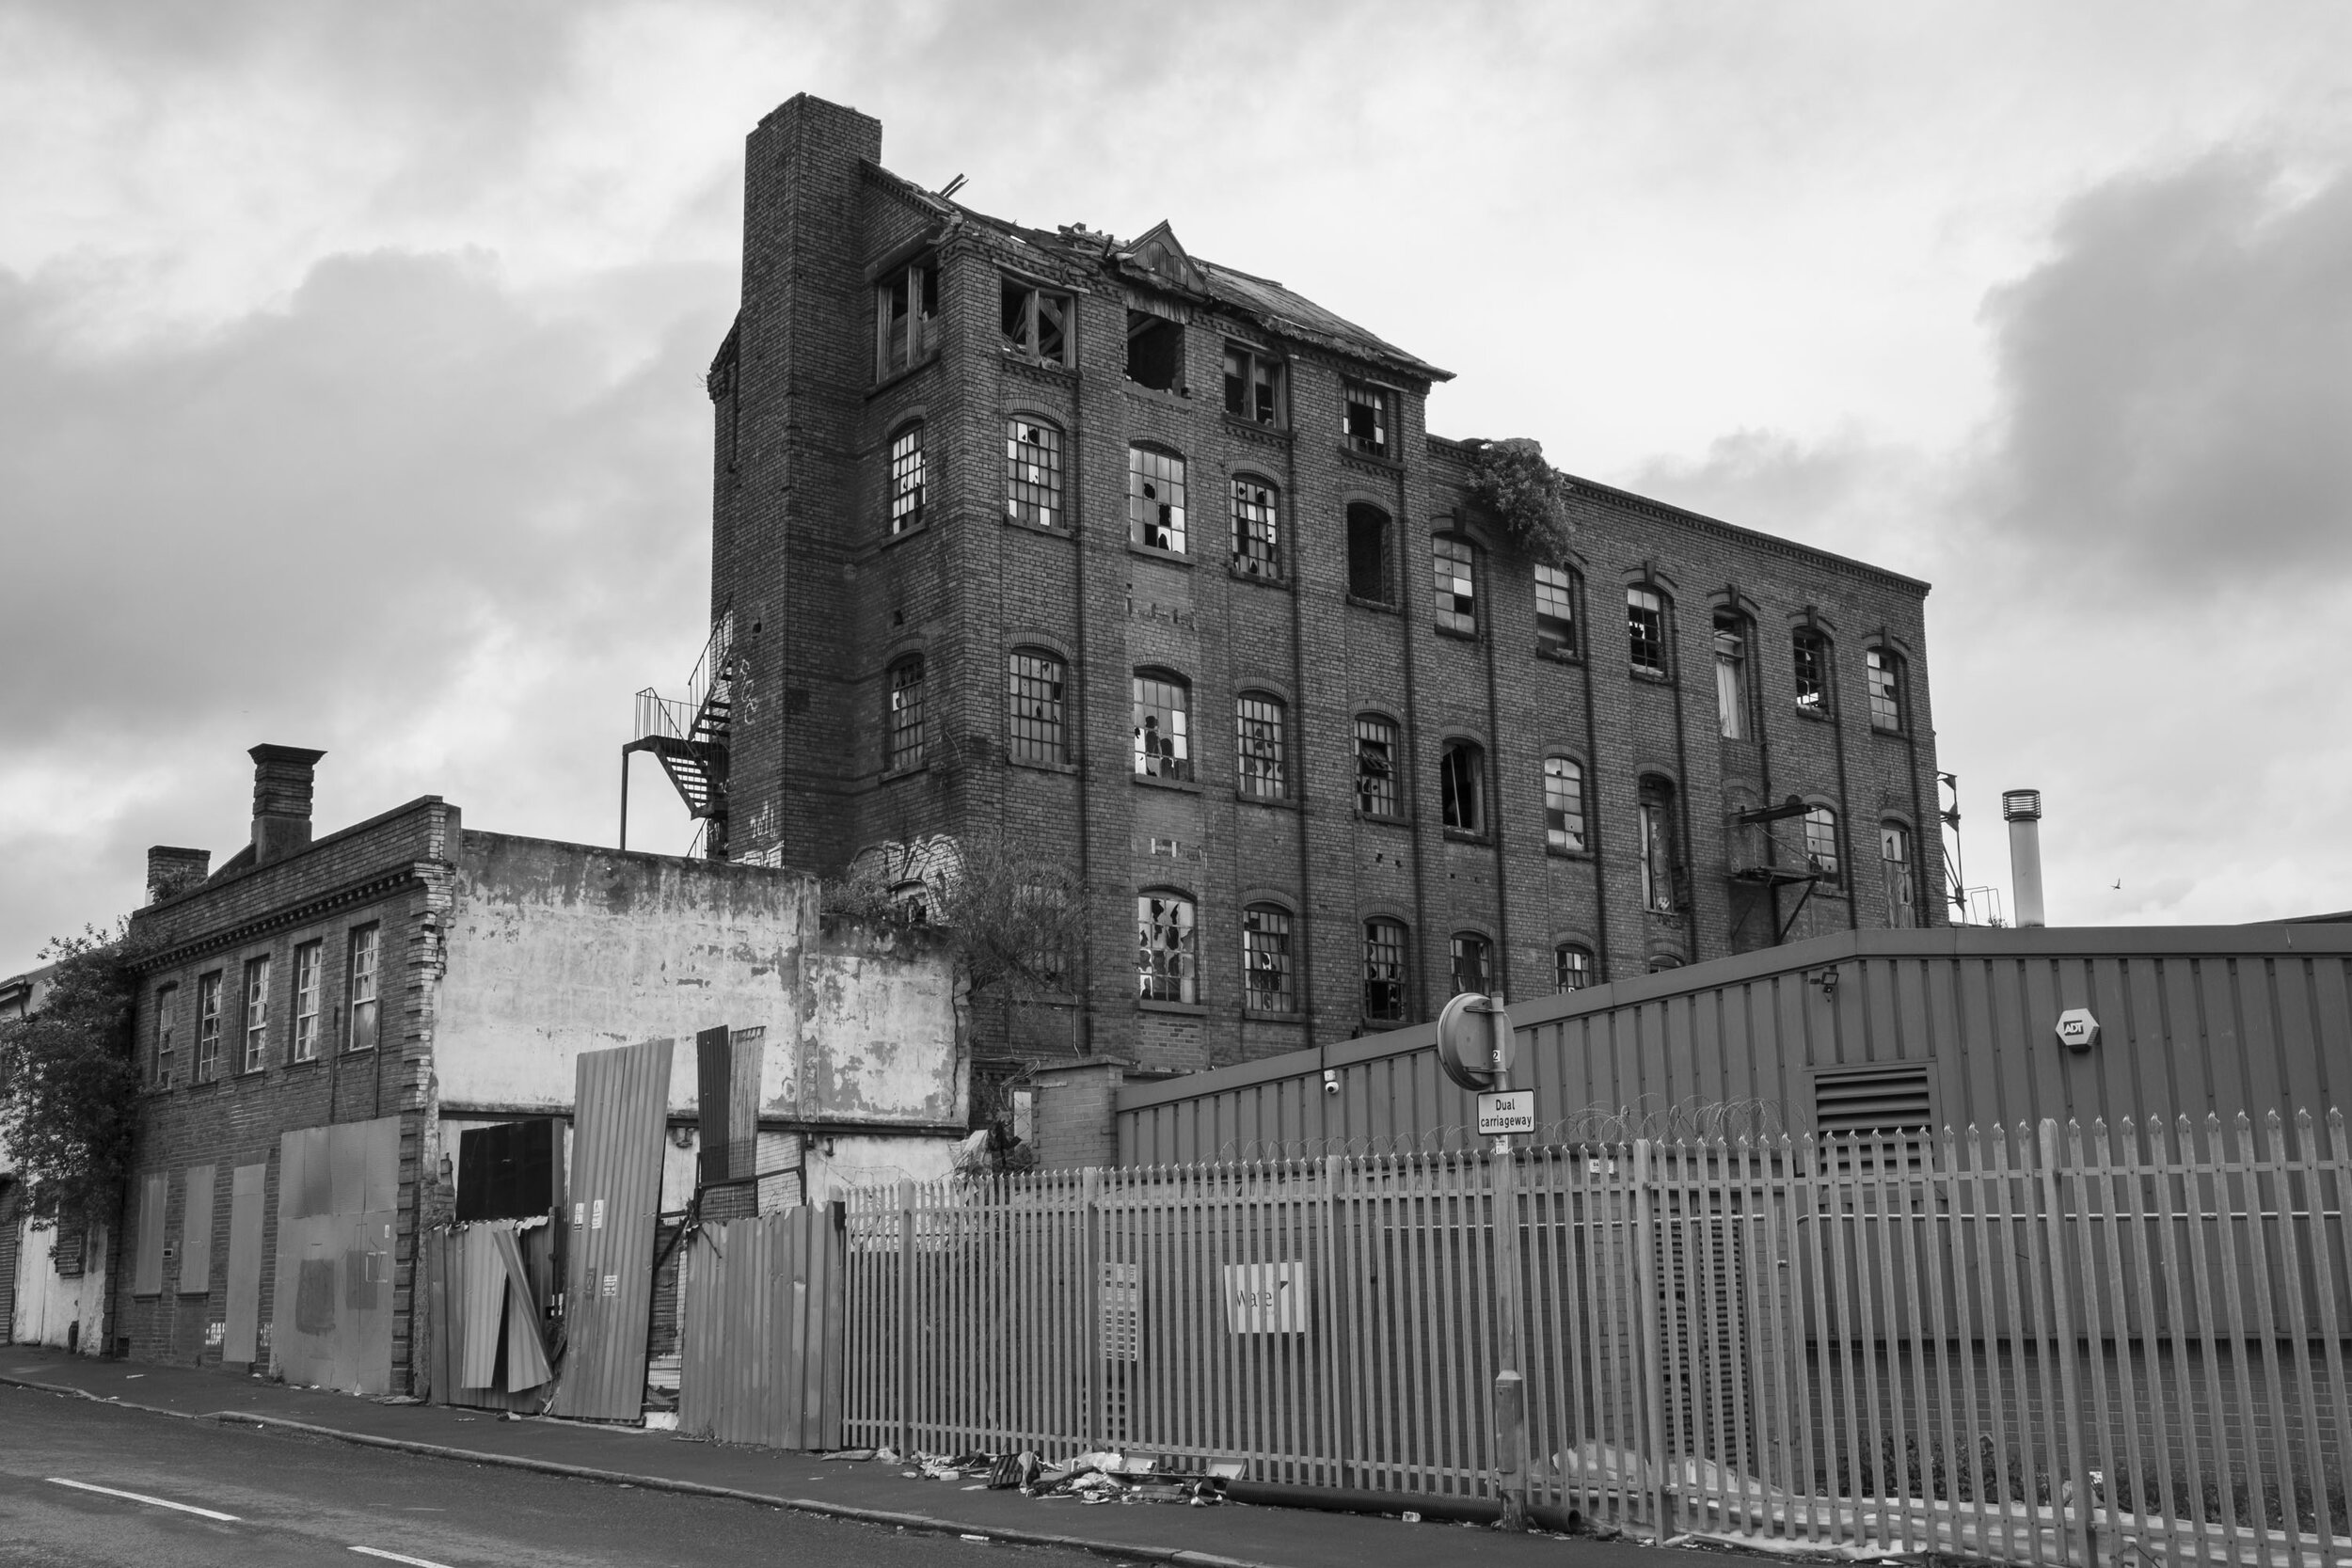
[249,744,326,864]
[145,846,211,905]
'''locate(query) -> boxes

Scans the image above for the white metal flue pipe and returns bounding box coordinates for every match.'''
[2003,788,2045,927]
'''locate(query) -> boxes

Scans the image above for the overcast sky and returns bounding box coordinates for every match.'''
[5,0,2350,966]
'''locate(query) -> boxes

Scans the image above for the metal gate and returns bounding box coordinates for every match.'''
[678,1205,846,1449]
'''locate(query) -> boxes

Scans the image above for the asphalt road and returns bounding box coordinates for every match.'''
[0,1386,1107,1568]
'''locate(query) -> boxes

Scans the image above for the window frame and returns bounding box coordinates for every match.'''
[1793,627,1832,716]
[239,953,270,1075]
[1628,586,1669,677]
[1543,755,1587,854]
[1804,804,1843,888]
[1346,503,1394,605]
[1132,670,1193,782]
[195,971,222,1083]
[1432,534,1477,636]
[874,256,939,381]
[1231,475,1280,578]
[1222,341,1285,426]
[1554,942,1597,994]
[1000,277,1073,366]
[346,926,379,1054]
[1534,563,1578,657]
[1355,714,1402,818]
[887,655,926,772]
[1867,647,1905,733]
[886,421,925,534]
[1449,932,1493,998]
[1241,904,1295,1014]
[1234,691,1287,800]
[1343,380,1391,458]
[1124,308,1184,393]
[1007,647,1067,766]
[1127,443,1188,554]
[1005,417,1065,530]
[1136,890,1199,1005]
[1637,776,1679,914]
[1880,819,1917,928]
[1439,739,1486,835]
[1362,917,1408,1023]
[152,982,178,1085]
[292,940,323,1063]
[1713,610,1750,739]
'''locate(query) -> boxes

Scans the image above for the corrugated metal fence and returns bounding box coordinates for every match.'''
[841,1111,2351,1564]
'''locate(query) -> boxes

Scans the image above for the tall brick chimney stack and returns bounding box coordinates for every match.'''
[145,846,211,905]
[249,744,326,865]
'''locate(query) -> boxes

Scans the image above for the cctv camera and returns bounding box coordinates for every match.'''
[1322,1069,1340,1095]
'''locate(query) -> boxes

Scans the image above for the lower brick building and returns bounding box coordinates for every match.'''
[636,94,1947,1082]
[112,744,961,1393]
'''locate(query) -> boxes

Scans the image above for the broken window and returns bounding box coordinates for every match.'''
[152,982,178,1085]
[1343,380,1391,457]
[1008,648,1066,764]
[1449,933,1492,998]
[1235,692,1286,800]
[1242,906,1295,1013]
[887,421,925,534]
[1136,892,1198,1004]
[1881,820,1916,928]
[1232,477,1279,578]
[346,926,378,1053]
[1006,418,1064,529]
[1363,919,1408,1022]
[1001,278,1071,364]
[1347,503,1392,603]
[1534,563,1577,656]
[1355,715,1400,816]
[241,954,270,1074]
[1128,444,1186,553]
[1555,943,1596,993]
[293,940,321,1062]
[1223,343,1283,424]
[1638,776,1678,913]
[196,971,221,1083]
[1793,628,1830,715]
[1440,739,1485,833]
[1544,756,1586,853]
[1125,308,1184,391]
[1628,586,1667,676]
[1713,611,1748,739]
[888,656,925,771]
[1804,805,1842,886]
[1132,671,1190,781]
[1867,647,1904,732]
[875,258,938,380]
[1433,535,1476,635]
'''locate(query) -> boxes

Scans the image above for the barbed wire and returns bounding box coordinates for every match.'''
[1206,1098,1790,1164]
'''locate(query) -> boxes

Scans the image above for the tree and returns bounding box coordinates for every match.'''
[822,832,1083,1004]
[1464,436,1578,565]
[0,925,146,1234]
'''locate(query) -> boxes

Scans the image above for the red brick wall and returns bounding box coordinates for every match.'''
[712,96,1946,1078]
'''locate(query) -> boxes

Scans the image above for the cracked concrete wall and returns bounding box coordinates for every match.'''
[435,832,961,1128]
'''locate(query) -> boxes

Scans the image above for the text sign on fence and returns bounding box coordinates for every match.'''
[1222,1259,1309,1334]
[1476,1088,1534,1136]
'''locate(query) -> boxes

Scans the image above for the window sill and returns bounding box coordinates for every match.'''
[284,1054,323,1070]
[343,1046,376,1057]
[1003,515,1075,540]
[146,1081,174,1096]
[1629,667,1674,685]
[187,1076,221,1092]
[867,351,942,397]
[1794,705,1833,722]
[1230,561,1289,590]
[1435,624,1479,642]
[1134,770,1200,793]
[1442,828,1493,846]
[878,518,930,550]
[1535,644,1581,665]
[1546,846,1593,861]
[1235,790,1295,811]
[881,763,930,784]
[1222,414,1290,440]
[1009,756,1078,776]
[1344,594,1399,614]
[1242,1008,1303,1022]
[1642,906,1684,921]
[1870,723,1907,738]
[1127,541,1194,568]
[1339,443,1402,469]
[1124,382,1192,406]
[1002,350,1076,377]
[1355,809,1411,828]
[1136,999,1208,1017]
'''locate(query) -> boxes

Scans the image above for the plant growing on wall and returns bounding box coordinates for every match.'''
[822,833,1083,1004]
[1465,436,1578,565]
[0,925,145,1234]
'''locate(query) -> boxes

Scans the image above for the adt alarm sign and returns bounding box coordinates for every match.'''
[1477,1089,1535,1137]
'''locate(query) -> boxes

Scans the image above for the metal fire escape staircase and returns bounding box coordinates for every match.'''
[1726,795,1829,945]
[623,612,734,858]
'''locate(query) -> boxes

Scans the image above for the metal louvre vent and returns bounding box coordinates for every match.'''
[1814,1065,1933,1136]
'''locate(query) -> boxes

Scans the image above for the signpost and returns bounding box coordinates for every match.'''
[1435,991,1529,1531]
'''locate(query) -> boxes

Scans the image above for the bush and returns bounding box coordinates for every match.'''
[1465,436,1577,565]
[0,926,145,1233]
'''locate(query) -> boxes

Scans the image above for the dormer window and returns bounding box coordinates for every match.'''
[1343,381,1391,457]
[1223,343,1283,424]
[1002,279,1071,365]
[876,258,938,379]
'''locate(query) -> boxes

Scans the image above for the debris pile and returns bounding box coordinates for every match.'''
[865,1446,1230,1507]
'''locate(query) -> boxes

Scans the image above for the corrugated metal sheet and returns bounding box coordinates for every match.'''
[678,1204,845,1449]
[424,1219,556,1410]
[177,1164,214,1296]
[1118,926,2352,1164]
[221,1163,265,1364]
[132,1173,165,1296]
[550,1037,673,1420]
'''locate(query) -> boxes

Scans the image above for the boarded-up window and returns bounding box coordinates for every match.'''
[179,1164,215,1296]
[132,1172,166,1295]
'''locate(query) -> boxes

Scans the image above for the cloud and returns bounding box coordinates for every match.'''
[1979,152,2352,587]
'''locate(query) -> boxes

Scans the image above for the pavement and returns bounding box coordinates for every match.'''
[0,1346,1695,1568]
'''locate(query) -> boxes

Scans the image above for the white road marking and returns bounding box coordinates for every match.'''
[46,1477,241,1521]
[352,1548,462,1568]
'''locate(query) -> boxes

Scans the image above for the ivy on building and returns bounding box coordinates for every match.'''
[0,925,146,1234]
[1464,436,1578,565]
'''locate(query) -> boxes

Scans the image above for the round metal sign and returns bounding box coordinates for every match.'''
[1436,992,1512,1091]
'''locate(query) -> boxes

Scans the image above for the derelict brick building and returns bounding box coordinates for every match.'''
[657,92,1945,1078]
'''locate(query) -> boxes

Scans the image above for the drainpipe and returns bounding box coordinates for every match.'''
[2003,788,2045,927]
